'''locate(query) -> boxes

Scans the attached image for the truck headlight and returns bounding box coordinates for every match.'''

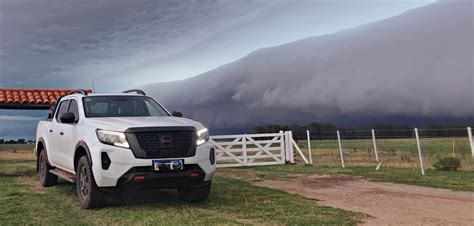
[96,129,130,148]
[196,128,209,146]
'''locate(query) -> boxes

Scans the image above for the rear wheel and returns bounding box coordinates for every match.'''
[38,150,58,187]
[76,155,106,209]
[178,182,211,202]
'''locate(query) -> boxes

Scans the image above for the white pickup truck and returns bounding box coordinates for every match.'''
[35,89,216,209]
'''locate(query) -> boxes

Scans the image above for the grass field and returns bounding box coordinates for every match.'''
[1,138,473,225]
[0,145,362,225]
[297,137,474,170]
[219,164,474,192]
[0,143,34,152]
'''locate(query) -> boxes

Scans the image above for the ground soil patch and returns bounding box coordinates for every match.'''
[255,175,474,225]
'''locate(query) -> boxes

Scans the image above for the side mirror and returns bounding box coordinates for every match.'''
[171,111,183,117]
[60,112,76,124]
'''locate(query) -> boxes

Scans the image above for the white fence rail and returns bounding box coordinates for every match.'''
[302,127,473,175]
[210,127,473,171]
[210,131,309,168]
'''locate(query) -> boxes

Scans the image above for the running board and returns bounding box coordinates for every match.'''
[49,169,76,183]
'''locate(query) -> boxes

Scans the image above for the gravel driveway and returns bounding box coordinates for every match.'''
[255,175,474,225]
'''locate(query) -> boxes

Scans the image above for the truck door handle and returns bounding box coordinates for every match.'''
[59,132,64,135]
[49,130,53,133]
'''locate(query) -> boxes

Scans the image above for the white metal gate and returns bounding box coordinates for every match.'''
[210,132,287,168]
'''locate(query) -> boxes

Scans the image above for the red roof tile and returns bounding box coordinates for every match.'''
[0,88,92,109]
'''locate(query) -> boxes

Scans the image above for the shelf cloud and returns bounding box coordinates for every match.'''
[144,1,473,130]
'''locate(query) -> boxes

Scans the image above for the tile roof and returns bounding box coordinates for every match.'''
[0,88,91,109]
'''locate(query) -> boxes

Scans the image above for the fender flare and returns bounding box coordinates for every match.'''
[36,137,46,157]
[74,141,92,170]
[36,137,53,171]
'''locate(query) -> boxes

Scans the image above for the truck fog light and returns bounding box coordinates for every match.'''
[209,148,215,165]
[101,152,111,170]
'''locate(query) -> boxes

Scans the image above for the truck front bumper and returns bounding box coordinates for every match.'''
[100,164,209,192]
[89,141,216,188]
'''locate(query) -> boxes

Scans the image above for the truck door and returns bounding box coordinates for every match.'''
[61,99,80,172]
[48,99,70,168]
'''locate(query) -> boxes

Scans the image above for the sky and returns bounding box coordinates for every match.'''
[0,0,435,91]
[0,0,440,139]
[143,0,473,132]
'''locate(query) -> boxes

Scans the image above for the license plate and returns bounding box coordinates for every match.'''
[153,159,184,172]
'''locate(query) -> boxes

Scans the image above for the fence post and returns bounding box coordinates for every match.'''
[414,128,425,175]
[468,127,473,159]
[371,129,379,162]
[280,130,285,163]
[243,134,248,166]
[289,131,295,163]
[336,130,345,168]
[306,130,313,164]
[285,131,289,162]
[285,131,292,163]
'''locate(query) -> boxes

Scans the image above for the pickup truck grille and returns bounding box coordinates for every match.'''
[134,131,195,158]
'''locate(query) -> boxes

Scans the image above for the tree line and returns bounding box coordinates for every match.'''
[251,122,472,140]
[0,139,35,144]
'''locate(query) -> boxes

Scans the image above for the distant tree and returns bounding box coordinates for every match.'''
[7,140,17,144]
[0,139,4,144]
[17,139,26,144]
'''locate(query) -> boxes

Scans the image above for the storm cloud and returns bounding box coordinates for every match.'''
[144,1,474,130]
[0,0,434,90]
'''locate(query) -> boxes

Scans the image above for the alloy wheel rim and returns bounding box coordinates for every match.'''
[39,154,46,181]
[79,165,89,199]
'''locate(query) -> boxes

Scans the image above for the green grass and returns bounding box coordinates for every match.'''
[0,144,35,152]
[296,137,473,170]
[221,164,474,192]
[0,156,362,225]
[0,159,36,177]
[299,138,471,155]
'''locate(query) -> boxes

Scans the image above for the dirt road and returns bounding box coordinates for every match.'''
[255,175,474,225]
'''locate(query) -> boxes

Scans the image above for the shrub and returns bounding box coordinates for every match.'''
[433,157,461,171]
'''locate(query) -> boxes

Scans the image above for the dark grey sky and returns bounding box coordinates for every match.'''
[0,0,434,91]
[143,0,473,130]
[1,0,452,139]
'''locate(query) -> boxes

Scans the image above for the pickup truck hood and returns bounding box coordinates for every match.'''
[84,116,205,132]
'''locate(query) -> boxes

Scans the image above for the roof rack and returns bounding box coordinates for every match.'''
[122,89,146,95]
[68,89,88,95]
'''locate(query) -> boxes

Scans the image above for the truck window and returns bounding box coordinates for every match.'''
[83,96,169,117]
[55,100,70,122]
[68,99,79,122]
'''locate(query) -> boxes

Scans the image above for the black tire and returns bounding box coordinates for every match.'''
[76,155,106,209]
[178,182,211,203]
[38,150,58,187]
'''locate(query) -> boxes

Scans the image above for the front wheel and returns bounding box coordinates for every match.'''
[178,182,211,202]
[38,150,58,187]
[76,155,106,209]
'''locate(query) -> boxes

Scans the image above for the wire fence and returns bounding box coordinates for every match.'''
[292,127,474,174]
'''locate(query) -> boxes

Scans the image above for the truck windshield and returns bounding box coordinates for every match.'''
[82,96,170,117]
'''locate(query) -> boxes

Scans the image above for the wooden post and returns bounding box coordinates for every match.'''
[468,127,473,159]
[414,128,425,175]
[289,131,295,163]
[371,129,379,162]
[306,130,313,164]
[280,131,285,163]
[452,140,455,158]
[337,130,345,168]
[285,131,291,163]
[243,134,247,166]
